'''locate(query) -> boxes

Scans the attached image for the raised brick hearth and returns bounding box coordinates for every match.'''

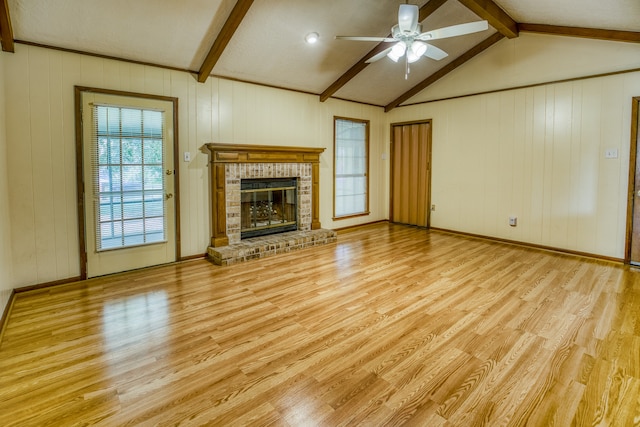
[207,229,337,266]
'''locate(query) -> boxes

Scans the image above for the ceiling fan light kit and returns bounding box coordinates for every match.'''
[388,42,406,62]
[407,41,427,62]
[336,4,488,78]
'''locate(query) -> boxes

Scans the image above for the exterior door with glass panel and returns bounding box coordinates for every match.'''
[82,92,176,278]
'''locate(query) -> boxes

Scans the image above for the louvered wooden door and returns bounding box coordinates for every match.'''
[390,121,432,227]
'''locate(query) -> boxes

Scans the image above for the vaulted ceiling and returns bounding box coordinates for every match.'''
[1,0,639,111]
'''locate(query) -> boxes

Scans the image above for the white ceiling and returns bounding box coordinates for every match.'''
[5,0,640,108]
[497,0,640,31]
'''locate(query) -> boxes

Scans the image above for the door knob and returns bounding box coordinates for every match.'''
[166,193,173,200]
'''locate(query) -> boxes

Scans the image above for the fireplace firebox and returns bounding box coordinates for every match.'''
[241,178,297,239]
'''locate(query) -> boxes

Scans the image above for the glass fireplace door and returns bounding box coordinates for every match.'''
[241,178,297,239]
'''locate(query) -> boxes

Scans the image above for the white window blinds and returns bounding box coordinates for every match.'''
[91,105,166,251]
[334,118,369,218]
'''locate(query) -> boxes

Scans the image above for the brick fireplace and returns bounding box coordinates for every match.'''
[204,143,337,265]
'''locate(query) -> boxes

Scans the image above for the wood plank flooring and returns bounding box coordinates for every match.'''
[0,223,639,426]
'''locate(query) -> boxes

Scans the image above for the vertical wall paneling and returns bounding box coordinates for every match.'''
[29,49,58,283]
[541,85,555,244]
[550,83,572,248]
[218,79,233,143]
[62,52,82,277]
[6,40,635,286]
[412,33,640,104]
[194,79,214,255]
[596,78,623,256]
[48,50,72,280]
[519,88,534,244]
[497,91,515,237]
[455,98,481,232]
[103,60,121,90]
[79,55,104,88]
[509,89,527,242]
[0,51,14,313]
[483,93,501,236]
[579,79,603,254]
[566,82,583,250]
[143,66,164,95]
[6,47,37,285]
[529,86,547,244]
[3,44,387,287]
[389,71,640,259]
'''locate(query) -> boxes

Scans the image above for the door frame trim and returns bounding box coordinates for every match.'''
[74,86,180,279]
[389,119,432,226]
[625,96,640,264]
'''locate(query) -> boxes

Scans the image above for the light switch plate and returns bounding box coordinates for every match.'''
[184,152,191,162]
[605,148,618,159]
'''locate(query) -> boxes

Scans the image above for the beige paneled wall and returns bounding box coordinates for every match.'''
[2,44,387,287]
[0,51,14,313]
[390,72,640,259]
[410,33,640,104]
[7,38,636,291]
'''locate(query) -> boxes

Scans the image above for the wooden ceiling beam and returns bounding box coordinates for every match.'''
[0,0,14,52]
[519,23,640,43]
[384,32,504,112]
[197,0,254,83]
[457,0,518,39]
[319,0,448,102]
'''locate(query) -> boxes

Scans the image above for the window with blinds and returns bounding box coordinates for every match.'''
[334,117,369,219]
[92,105,166,251]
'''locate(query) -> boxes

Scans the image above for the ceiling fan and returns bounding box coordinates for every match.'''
[335,4,488,79]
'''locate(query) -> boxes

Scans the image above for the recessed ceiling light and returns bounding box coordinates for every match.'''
[305,32,319,44]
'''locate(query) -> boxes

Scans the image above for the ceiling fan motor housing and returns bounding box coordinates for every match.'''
[392,23,422,40]
[398,4,419,33]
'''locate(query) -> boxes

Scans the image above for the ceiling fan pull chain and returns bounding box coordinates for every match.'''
[405,55,410,80]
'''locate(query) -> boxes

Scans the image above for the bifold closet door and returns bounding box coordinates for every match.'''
[391,122,431,227]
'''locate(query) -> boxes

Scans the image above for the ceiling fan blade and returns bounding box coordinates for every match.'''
[398,4,419,33]
[424,44,448,61]
[335,36,396,42]
[365,47,393,63]
[417,20,489,41]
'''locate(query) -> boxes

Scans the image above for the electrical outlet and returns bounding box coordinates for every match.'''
[431,204,436,211]
[509,216,517,227]
[605,148,618,159]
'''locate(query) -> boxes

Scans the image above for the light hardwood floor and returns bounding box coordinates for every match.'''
[0,224,639,426]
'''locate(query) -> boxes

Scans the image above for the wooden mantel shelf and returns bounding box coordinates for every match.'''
[205,143,325,164]
[204,143,326,248]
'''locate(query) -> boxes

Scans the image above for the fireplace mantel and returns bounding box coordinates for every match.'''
[205,143,325,247]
